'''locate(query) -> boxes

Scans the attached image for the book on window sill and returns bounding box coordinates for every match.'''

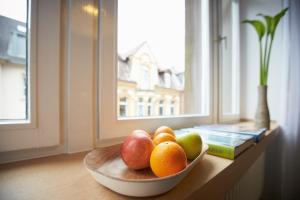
[193,124,267,143]
[175,128,255,160]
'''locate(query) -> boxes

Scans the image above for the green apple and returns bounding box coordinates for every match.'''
[176,132,202,160]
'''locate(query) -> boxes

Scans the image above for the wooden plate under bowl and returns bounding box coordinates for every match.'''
[84,143,208,197]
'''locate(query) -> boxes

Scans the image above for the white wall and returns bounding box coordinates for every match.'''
[240,0,285,121]
[238,1,285,199]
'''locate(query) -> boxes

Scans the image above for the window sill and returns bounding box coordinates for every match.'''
[0,119,35,130]
[0,122,279,199]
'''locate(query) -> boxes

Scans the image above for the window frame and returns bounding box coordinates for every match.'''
[0,0,61,152]
[97,0,215,144]
[0,0,37,129]
[217,0,240,123]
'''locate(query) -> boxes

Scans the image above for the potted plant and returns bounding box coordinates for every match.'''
[242,7,288,129]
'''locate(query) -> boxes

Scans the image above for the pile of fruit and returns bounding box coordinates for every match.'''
[120,126,202,178]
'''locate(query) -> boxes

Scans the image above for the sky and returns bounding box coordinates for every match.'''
[0,0,27,23]
[0,0,185,71]
[118,0,185,72]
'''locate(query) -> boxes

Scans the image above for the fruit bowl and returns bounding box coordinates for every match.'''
[84,143,208,197]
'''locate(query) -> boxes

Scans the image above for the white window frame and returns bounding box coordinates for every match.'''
[0,0,61,152]
[0,0,37,128]
[97,0,215,144]
[217,0,240,123]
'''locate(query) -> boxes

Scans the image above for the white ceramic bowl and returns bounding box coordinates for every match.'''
[84,143,208,197]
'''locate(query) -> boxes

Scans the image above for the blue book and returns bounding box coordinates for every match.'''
[193,124,267,142]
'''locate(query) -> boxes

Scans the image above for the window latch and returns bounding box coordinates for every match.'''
[214,35,227,49]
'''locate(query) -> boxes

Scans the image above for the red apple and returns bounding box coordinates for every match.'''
[131,129,151,138]
[121,131,154,170]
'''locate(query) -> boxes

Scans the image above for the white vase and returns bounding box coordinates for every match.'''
[255,85,270,129]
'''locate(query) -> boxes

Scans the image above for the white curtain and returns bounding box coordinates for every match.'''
[264,0,300,199]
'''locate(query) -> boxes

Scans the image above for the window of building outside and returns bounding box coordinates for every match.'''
[119,97,127,117]
[159,100,164,116]
[140,65,150,89]
[170,100,175,115]
[117,0,210,119]
[147,98,152,115]
[0,0,28,121]
[137,97,144,116]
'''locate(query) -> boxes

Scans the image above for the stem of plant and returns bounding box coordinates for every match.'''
[265,37,274,85]
[259,40,263,85]
[263,35,269,84]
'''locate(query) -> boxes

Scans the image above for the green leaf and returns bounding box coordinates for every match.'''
[257,14,272,35]
[242,20,266,41]
[270,7,289,38]
[258,8,289,38]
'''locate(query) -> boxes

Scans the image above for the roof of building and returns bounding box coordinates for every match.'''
[118,42,184,91]
[118,41,148,61]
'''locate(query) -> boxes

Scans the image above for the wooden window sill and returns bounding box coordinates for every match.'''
[0,122,279,200]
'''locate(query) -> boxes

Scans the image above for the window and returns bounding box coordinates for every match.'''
[0,0,28,120]
[137,97,145,116]
[116,0,210,118]
[159,100,164,116]
[98,0,239,141]
[147,98,152,115]
[218,0,240,121]
[119,97,127,117]
[170,100,175,115]
[0,0,61,152]
[7,32,27,59]
[140,66,150,90]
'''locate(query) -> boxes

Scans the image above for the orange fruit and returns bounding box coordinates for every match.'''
[153,133,176,146]
[150,141,187,177]
[154,126,175,138]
